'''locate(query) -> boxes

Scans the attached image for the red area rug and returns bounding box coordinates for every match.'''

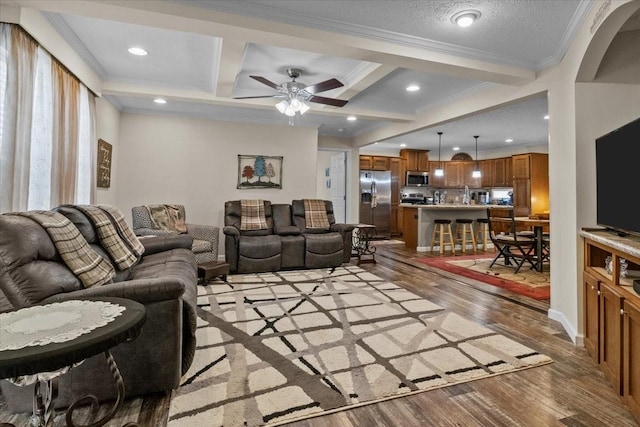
[415,254,550,300]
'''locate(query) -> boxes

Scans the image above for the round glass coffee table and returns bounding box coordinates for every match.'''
[0,297,146,427]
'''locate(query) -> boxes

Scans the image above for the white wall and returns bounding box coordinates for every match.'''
[95,97,120,207]
[315,151,333,201]
[116,113,319,256]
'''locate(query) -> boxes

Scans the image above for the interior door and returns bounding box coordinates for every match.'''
[330,152,346,223]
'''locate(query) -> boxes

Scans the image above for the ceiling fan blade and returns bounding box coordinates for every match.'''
[233,95,280,99]
[249,75,280,90]
[308,95,348,107]
[304,78,344,94]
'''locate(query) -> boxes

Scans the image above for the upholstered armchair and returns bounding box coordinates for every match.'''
[132,204,219,264]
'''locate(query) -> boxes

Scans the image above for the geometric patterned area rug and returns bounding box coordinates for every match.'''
[416,254,550,300]
[167,266,552,426]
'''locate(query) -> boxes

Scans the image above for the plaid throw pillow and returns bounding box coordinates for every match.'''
[240,200,268,230]
[303,199,330,230]
[15,211,114,288]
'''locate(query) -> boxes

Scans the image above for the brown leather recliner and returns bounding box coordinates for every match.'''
[0,206,198,412]
[223,200,354,273]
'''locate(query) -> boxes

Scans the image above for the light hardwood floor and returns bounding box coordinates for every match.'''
[1,243,638,427]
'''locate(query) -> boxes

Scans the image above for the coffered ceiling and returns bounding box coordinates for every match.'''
[3,0,594,151]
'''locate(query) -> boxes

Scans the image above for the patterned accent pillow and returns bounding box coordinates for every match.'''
[303,199,330,230]
[166,204,188,234]
[146,205,173,232]
[240,200,268,230]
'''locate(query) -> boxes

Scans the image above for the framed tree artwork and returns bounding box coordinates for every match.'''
[237,155,283,189]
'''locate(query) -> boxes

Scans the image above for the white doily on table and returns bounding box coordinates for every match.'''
[0,300,125,351]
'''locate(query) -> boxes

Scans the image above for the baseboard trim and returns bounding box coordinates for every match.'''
[548,308,583,346]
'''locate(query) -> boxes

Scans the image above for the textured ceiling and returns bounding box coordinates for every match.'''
[20,0,596,149]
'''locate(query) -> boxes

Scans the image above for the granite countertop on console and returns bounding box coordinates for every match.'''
[580,229,640,260]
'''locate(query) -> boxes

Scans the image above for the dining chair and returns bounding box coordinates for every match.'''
[486,207,537,273]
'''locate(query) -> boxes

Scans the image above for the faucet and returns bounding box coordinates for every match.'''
[462,186,470,205]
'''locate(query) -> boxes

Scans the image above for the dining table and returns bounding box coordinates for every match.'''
[513,216,550,272]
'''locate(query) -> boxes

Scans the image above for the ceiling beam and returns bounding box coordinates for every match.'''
[11,0,535,86]
[215,39,246,98]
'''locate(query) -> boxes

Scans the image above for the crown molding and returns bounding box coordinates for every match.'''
[43,12,108,80]
[183,0,537,71]
[103,94,123,110]
[536,0,594,70]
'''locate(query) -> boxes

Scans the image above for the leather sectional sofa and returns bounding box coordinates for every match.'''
[0,206,198,411]
[224,200,354,273]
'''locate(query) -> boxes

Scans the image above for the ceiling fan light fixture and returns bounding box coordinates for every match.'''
[452,10,480,27]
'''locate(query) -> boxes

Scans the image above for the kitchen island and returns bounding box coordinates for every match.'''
[401,204,499,251]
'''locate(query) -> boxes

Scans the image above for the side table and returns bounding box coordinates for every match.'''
[0,297,146,427]
[351,224,377,265]
[198,261,230,284]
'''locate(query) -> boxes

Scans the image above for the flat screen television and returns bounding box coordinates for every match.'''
[595,116,640,237]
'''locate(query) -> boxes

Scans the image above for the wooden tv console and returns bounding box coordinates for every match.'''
[581,229,640,423]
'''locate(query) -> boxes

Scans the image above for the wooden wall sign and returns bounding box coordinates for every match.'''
[97,139,112,188]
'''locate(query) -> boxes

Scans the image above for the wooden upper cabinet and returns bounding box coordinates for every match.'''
[360,155,390,170]
[400,149,429,172]
[480,160,493,187]
[429,161,445,187]
[462,162,481,188]
[493,157,511,187]
[511,153,549,216]
[444,162,464,188]
[512,154,531,179]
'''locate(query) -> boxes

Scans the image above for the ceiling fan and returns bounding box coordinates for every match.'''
[234,68,349,110]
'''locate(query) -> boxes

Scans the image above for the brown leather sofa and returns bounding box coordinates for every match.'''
[223,200,354,273]
[0,206,198,411]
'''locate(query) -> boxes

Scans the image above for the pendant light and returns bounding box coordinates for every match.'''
[472,135,481,178]
[434,132,444,177]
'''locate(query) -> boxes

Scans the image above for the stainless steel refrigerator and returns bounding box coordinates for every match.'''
[359,170,391,238]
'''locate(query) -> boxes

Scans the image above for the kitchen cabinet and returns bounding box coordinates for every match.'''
[400,149,429,172]
[493,157,512,187]
[390,157,402,236]
[429,161,445,187]
[402,207,418,249]
[511,153,548,216]
[582,232,640,423]
[480,160,493,187]
[360,155,390,171]
[462,161,481,188]
[444,162,463,188]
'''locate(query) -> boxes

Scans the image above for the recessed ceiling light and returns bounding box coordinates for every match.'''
[453,146,460,151]
[153,98,167,104]
[400,143,407,147]
[544,115,550,120]
[347,116,357,121]
[338,128,344,132]
[406,85,420,92]
[451,10,481,28]
[505,138,513,143]
[374,142,379,145]
[128,47,148,56]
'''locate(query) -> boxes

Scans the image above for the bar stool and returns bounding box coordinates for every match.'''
[454,219,477,253]
[474,217,491,252]
[430,219,455,254]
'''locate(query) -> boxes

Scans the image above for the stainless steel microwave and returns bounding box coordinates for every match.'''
[406,171,430,186]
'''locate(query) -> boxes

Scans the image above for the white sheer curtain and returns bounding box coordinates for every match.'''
[0,23,95,213]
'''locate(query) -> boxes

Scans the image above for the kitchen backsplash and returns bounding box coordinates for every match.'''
[401,186,513,204]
